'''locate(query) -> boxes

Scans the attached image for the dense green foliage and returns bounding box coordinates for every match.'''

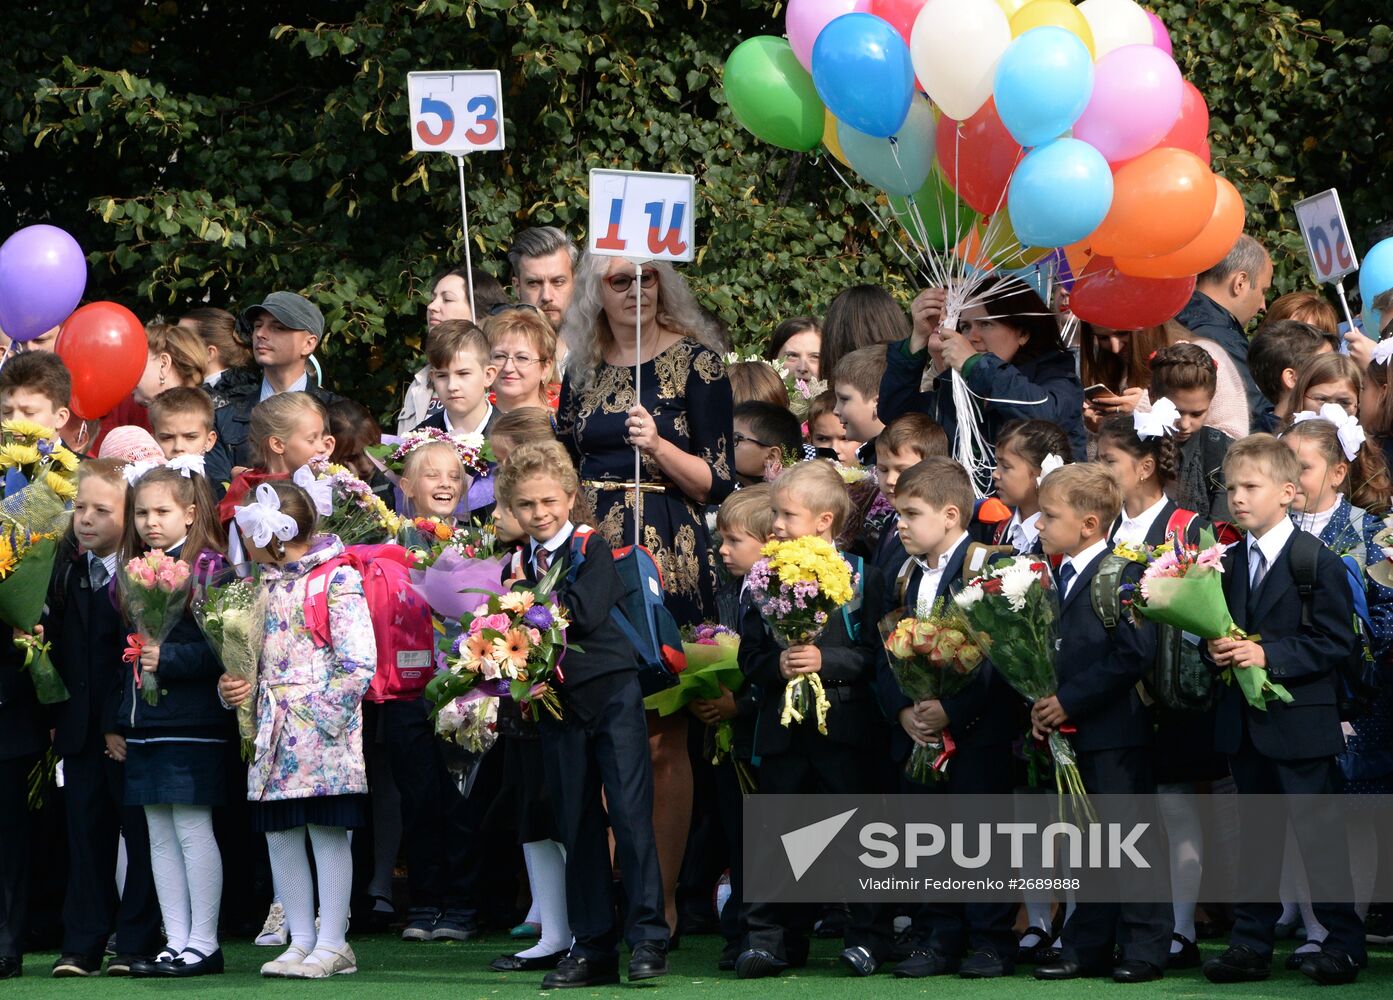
[1,1,1388,413]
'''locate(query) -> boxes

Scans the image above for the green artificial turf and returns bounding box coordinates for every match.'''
[14,933,1392,998]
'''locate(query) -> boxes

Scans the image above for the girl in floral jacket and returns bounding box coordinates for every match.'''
[219,481,376,980]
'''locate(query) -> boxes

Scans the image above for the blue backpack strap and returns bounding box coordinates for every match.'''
[841,553,864,642]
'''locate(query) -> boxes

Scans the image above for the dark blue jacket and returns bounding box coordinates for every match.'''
[1210,533,1354,761]
[1054,550,1157,753]
[205,375,340,497]
[1177,290,1273,431]
[879,340,1085,463]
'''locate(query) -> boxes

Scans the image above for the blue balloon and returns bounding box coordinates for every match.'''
[837,97,935,196]
[1008,138,1114,249]
[1359,238,1393,335]
[993,27,1094,148]
[812,13,914,139]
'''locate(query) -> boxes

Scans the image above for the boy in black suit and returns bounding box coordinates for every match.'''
[40,460,161,976]
[414,320,499,439]
[495,441,668,989]
[868,414,950,580]
[736,461,891,979]
[1202,434,1365,986]
[874,457,1019,979]
[1029,463,1171,983]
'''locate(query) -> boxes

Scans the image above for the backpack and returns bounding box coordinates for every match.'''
[303,543,436,704]
[1288,530,1380,722]
[563,526,686,697]
[1092,509,1218,713]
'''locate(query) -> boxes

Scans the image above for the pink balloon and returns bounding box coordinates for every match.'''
[1073,44,1184,163]
[1147,11,1173,56]
[786,0,874,71]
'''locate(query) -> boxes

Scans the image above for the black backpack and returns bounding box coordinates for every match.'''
[1288,530,1380,722]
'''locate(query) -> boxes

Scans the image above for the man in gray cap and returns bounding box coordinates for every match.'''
[205,291,339,494]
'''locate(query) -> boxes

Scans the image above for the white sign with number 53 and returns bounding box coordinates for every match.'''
[1295,189,1358,284]
[406,70,505,155]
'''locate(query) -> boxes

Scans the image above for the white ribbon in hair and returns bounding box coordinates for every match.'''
[166,454,205,479]
[292,464,334,517]
[1292,403,1366,461]
[233,483,298,549]
[1036,452,1065,487]
[121,459,163,487]
[1134,397,1180,441]
[1371,337,1393,367]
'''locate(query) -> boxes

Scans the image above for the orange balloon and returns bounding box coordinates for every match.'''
[956,215,1050,269]
[1115,176,1246,279]
[1089,148,1217,259]
[1063,238,1097,278]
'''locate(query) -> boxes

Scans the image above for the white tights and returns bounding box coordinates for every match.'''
[265,825,354,964]
[145,804,222,960]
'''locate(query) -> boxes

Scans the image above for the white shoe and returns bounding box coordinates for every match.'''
[256,903,288,947]
[260,945,310,978]
[285,944,357,979]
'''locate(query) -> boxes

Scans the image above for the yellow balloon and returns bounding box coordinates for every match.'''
[1010,0,1096,57]
[995,0,1040,18]
[823,108,850,167]
[957,215,1052,269]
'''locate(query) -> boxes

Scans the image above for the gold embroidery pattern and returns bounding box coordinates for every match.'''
[693,348,726,384]
[654,341,693,399]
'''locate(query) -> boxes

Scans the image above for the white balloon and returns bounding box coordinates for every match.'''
[1078,0,1153,58]
[911,0,1012,122]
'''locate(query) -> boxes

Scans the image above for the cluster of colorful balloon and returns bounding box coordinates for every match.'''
[724,0,1246,330]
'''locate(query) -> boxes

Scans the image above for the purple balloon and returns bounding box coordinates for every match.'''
[1147,11,1173,57]
[1072,44,1183,163]
[0,225,87,342]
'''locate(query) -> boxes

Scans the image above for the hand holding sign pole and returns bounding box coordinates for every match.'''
[407,71,506,320]
[1294,188,1361,338]
[588,169,697,548]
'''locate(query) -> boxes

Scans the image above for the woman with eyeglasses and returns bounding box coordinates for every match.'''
[482,308,560,413]
[557,251,735,940]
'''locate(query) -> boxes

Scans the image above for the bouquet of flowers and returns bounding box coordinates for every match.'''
[403,518,509,620]
[298,458,401,545]
[879,601,985,783]
[118,550,193,706]
[645,623,742,715]
[435,694,500,754]
[745,536,856,735]
[0,420,79,703]
[722,352,826,421]
[425,562,573,723]
[955,555,1094,821]
[1122,529,1287,710]
[193,566,268,758]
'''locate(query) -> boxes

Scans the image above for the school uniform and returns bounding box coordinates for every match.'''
[739,554,892,967]
[1049,540,1171,975]
[0,616,46,967]
[43,543,161,962]
[523,524,668,963]
[1211,519,1366,964]
[873,535,1018,966]
[412,403,498,438]
[869,514,907,581]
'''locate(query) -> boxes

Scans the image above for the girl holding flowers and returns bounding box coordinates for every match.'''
[218,481,376,979]
[115,465,230,978]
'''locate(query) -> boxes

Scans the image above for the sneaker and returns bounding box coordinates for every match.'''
[430,909,478,942]
[285,944,357,979]
[52,954,101,977]
[255,903,288,947]
[402,907,441,942]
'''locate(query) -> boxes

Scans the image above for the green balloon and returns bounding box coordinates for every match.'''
[724,36,824,153]
[887,169,978,253]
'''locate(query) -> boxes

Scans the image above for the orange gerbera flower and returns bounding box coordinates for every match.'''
[464,632,493,668]
[497,628,531,671]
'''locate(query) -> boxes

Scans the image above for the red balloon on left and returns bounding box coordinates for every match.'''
[54,302,149,420]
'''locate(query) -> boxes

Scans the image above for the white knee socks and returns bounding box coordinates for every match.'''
[1159,785,1203,949]
[516,840,571,959]
[145,804,222,962]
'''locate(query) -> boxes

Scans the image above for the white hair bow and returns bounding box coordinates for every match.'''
[1371,337,1393,367]
[1292,403,1366,461]
[1133,397,1180,441]
[166,454,205,479]
[122,459,163,487]
[1036,452,1065,487]
[233,483,298,549]
[292,464,334,517]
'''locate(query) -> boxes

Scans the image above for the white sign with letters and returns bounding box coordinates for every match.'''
[588,169,696,263]
[407,70,505,155]
[1295,188,1358,284]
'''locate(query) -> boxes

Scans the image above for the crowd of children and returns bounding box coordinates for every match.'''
[2,273,1392,994]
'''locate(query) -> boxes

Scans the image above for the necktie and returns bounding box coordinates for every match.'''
[1249,547,1268,591]
[1058,561,1076,597]
[90,557,109,590]
[534,546,551,577]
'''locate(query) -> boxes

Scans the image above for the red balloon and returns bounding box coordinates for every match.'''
[54,301,149,420]
[935,99,1023,216]
[1162,81,1209,158]
[871,0,929,44]
[1070,258,1196,329]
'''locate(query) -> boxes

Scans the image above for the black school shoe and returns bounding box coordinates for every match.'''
[1167,934,1201,969]
[1299,948,1360,986]
[735,948,789,979]
[148,948,224,978]
[540,955,620,989]
[893,947,959,978]
[1112,959,1163,983]
[840,945,879,977]
[489,949,567,972]
[0,957,20,979]
[52,954,102,977]
[1202,945,1271,983]
[628,942,668,982]
[960,947,1014,978]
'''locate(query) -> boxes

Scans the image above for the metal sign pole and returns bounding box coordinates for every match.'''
[455,155,477,321]
[633,260,643,550]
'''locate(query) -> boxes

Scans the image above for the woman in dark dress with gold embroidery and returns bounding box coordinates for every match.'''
[557,251,735,939]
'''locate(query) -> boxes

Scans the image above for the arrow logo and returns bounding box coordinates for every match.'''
[781,808,857,881]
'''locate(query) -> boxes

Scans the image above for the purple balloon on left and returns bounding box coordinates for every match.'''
[0,225,88,342]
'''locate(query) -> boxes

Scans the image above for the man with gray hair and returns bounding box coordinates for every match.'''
[507,226,578,331]
[1178,234,1274,428]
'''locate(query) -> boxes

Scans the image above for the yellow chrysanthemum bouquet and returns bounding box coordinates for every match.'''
[0,419,80,704]
[745,536,856,735]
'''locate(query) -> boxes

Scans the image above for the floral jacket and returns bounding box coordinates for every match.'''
[1293,496,1393,657]
[247,535,377,802]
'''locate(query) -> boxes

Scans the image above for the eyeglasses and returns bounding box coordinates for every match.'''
[491,352,544,369]
[733,431,773,448]
[603,271,659,293]
[487,302,543,317]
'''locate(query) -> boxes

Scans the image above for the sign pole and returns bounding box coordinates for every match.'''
[1334,278,1359,334]
[455,155,477,322]
[633,259,643,550]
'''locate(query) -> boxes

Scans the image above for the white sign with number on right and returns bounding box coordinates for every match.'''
[406,70,504,156]
[587,169,696,264]
[1295,188,1358,284]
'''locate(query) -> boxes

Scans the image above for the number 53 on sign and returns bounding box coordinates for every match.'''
[407,71,505,155]
[1294,189,1357,284]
